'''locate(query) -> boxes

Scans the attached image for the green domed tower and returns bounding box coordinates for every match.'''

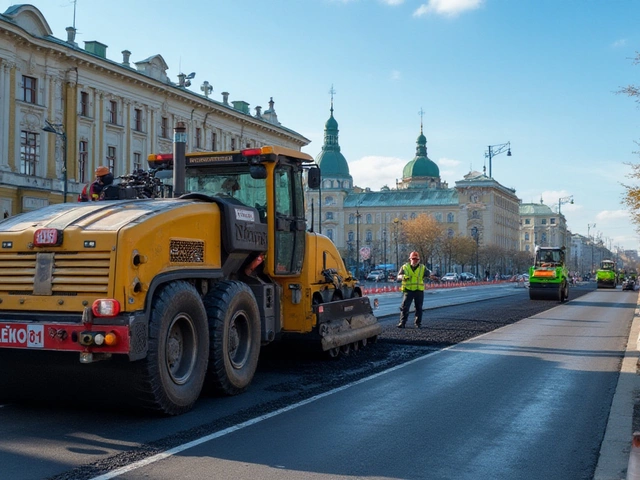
[315,96,352,191]
[399,118,444,190]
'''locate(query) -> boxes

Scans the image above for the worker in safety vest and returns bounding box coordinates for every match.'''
[396,251,430,328]
[78,166,113,201]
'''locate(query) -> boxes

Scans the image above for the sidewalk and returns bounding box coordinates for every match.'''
[594,291,640,480]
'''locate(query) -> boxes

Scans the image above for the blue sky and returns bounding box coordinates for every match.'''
[8,0,640,252]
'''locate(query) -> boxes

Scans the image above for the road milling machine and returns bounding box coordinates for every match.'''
[0,124,380,414]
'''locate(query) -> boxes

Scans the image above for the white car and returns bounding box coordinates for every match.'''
[441,273,460,282]
[366,270,386,282]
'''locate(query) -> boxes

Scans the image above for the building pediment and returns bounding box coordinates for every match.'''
[3,5,53,38]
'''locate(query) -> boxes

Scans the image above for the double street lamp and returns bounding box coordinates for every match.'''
[485,142,511,178]
[558,195,574,214]
[42,120,68,203]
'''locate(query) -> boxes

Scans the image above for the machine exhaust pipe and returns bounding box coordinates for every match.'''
[172,121,187,197]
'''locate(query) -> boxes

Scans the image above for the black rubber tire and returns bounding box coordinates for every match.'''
[203,281,261,396]
[560,281,569,302]
[133,281,209,415]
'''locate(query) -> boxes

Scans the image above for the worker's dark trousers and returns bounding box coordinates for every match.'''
[399,289,425,326]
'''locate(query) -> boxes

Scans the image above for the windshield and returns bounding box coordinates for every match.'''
[185,167,267,214]
[536,249,562,265]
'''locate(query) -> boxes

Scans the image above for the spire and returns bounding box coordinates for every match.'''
[416,107,427,158]
[322,85,340,153]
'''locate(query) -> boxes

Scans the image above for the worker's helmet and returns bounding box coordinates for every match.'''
[410,251,420,260]
[95,166,110,177]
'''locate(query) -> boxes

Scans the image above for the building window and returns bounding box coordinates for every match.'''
[195,128,202,148]
[326,212,333,220]
[80,91,89,117]
[327,229,333,241]
[411,212,417,219]
[161,117,169,138]
[542,219,547,225]
[447,212,454,223]
[472,210,479,218]
[435,212,443,222]
[448,229,454,237]
[525,232,530,241]
[133,152,141,171]
[541,233,547,244]
[525,218,531,225]
[107,146,116,174]
[366,214,372,224]
[366,230,372,242]
[231,138,236,150]
[211,132,217,151]
[348,231,354,242]
[550,218,556,225]
[134,108,142,131]
[78,141,88,183]
[22,76,37,104]
[20,131,38,175]
[325,196,334,206]
[109,100,118,124]
[348,214,354,224]
[525,245,530,251]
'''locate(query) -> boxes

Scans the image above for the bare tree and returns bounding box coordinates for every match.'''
[402,214,444,267]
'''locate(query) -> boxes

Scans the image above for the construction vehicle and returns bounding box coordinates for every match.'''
[596,259,617,289]
[0,127,380,415]
[528,246,570,301]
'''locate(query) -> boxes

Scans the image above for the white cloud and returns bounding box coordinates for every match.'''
[596,210,630,221]
[612,39,627,48]
[390,70,401,80]
[380,0,404,5]
[437,157,461,168]
[350,155,406,190]
[414,0,483,17]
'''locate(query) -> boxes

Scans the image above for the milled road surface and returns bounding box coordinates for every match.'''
[0,284,601,480]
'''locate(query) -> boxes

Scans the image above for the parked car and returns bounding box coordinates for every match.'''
[441,272,460,282]
[366,270,386,282]
[459,272,477,282]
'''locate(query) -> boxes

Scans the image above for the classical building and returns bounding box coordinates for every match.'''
[305,102,522,275]
[0,5,309,215]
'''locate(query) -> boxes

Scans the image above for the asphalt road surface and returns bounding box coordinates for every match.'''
[0,283,634,480]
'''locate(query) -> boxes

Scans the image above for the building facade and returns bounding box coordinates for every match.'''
[0,5,309,215]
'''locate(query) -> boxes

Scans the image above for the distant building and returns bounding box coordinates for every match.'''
[0,5,309,214]
[305,100,521,274]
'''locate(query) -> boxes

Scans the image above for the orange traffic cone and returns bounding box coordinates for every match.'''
[627,432,640,479]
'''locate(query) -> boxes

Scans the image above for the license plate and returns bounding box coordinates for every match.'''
[0,323,44,348]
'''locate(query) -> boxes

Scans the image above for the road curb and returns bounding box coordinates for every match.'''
[594,291,640,480]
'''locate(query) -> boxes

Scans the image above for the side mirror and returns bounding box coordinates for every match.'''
[307,166,321,189]
[250,165,267,179]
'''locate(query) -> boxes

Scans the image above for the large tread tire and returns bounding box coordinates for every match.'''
[132,281,209,415]
[203,281,261,396]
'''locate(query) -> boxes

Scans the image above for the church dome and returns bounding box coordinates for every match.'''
[316,103,351,178]
[402,129,439,179]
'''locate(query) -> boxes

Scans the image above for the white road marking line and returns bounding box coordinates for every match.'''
[88,347,447,480]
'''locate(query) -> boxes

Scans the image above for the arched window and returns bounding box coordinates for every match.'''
[524,232,530,241]
[366,214,372,224]
[525,244,530,251]
[447,213,454,223]
[435,212,443,222]
[366,230,372,242]
[327,229,333,241]
[348,214,355,224]
[348,231,354,242]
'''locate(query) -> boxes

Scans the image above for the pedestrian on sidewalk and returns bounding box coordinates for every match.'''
[396,251,430,328]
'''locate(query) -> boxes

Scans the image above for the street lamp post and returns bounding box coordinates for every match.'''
[558,195,574,215]
[355,210,362,280]
[42,120,68,203]
[383,228,387,277]
[471,227,480,277]
[484,142,511,178]
[393,218,400,273]
[588,223,596,274]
